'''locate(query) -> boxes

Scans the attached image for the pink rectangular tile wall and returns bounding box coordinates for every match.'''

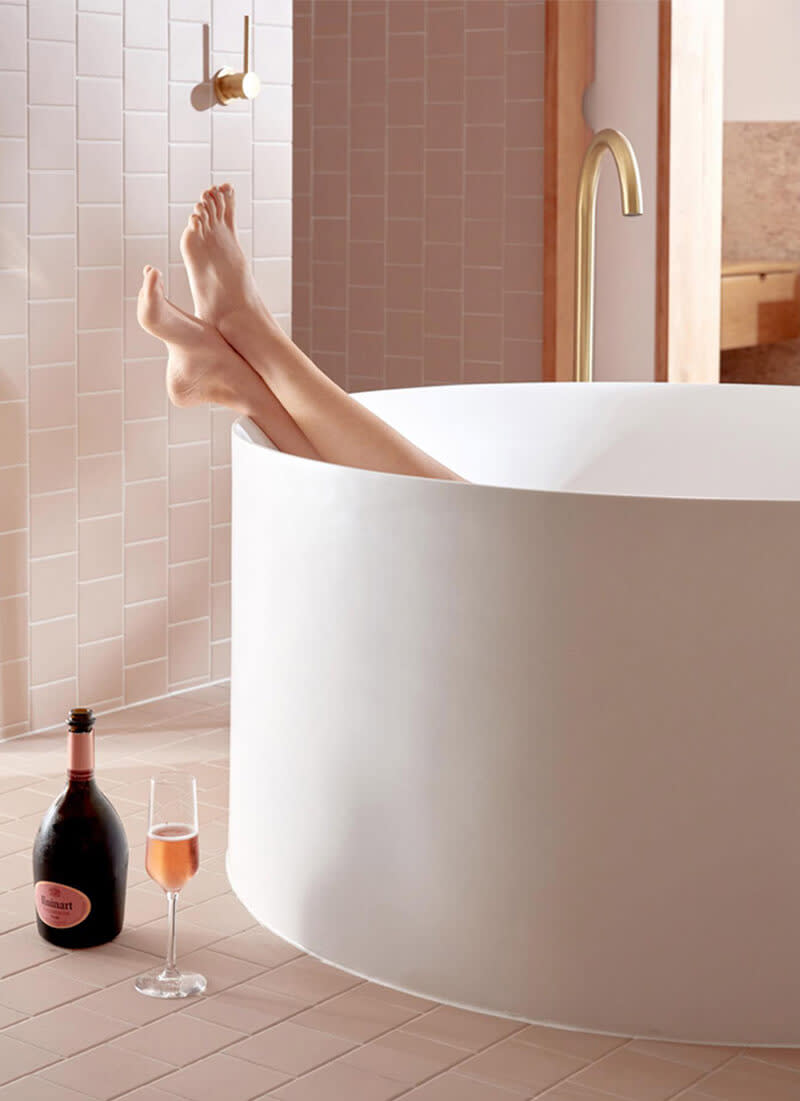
[0,0,293,737]
[293,0,544,392]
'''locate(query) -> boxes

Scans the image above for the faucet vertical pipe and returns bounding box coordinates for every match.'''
[574,128,644,383]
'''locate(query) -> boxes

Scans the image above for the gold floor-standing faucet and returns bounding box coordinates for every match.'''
[574,129,644,382]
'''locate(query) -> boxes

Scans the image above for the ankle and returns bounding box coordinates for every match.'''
[218,299,285,348]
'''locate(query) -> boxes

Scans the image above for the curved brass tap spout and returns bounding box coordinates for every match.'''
[574,128,643,383]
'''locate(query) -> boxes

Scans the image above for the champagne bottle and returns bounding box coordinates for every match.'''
[32,708,129,948]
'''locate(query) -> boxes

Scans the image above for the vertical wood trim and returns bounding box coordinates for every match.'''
[658,0,724,383]
[543,0,595,382]
[655,0,671,382]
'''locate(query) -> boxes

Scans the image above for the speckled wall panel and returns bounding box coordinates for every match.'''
[722,121,800,384]
[722,121,800,263]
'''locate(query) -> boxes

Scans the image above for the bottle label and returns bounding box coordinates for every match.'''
[34,881,92,929]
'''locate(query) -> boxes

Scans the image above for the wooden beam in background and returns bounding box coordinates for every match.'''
[655,0,724,383]
[542,0,595,383]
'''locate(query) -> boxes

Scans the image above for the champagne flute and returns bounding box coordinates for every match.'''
[134,773,206,998]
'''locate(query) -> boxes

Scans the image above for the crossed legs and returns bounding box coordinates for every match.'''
[137,184,463,482]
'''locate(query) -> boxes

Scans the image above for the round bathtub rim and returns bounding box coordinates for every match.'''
[233,379,800,506]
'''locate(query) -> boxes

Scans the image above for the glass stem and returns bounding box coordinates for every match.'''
[164,890,179,976]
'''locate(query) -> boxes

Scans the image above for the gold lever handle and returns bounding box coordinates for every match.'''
[213,15,261,105]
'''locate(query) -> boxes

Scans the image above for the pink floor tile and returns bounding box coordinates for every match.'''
[0,775,41,797]
[125,886,176,928]
[270,1059,405,1101]
[183,982,307,1035]
[178,868,232,906]
[627,1037,739,1071]
[167,947,265,993]
[291,987,427,1043]
[517,1023,628,1062]
[178,893,255,937]
[4,1003,133,1057]
[357,982,438,1014]
[108,1089,182,1101]
[0,1078,96,1101]
[113,1013,244,1066]
[40,1042,174,1099]
[46,944,162,989]
[569,1046,706,1101]
[692,1054,800,1100]
[536,1086,633,1100]
[402,1005,523,1052]
[0,1004,24,1029]
[227,1020,355,1076]
[0,854,35,894]
[744,1046,800,1072]
[71,979,190,1027]
[210,927,304,970]
[0,959,97,1015]
[0,1034,60,1085]
[116,917,221,957]
[341,1028,471,1086]
[458,1036,586,1094]
[0,926,65,980]
[250,955,362,1004]
[155,1051,288,1100]
[403,1072,530,1099]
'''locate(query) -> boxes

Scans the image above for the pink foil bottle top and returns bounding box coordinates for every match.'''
[67,706,95,780]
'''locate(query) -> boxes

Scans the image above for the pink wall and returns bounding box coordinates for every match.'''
[292,0,544,393]
[0,0,293,738]
[590,0,658,383]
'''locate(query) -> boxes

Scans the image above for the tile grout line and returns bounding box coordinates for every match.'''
[664,1049,766,1099]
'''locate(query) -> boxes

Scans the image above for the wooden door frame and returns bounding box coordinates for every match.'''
[542,0,594,383]
[655,0,724,383]
[543,0,724,384]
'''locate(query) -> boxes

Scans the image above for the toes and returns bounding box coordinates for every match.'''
[137,266,165,332]
[206,187,224,221]
[220,183,236,229]
[141,266,159,294]
[202,189,218,221]
[183,213,204,243]
[193,202,209,229]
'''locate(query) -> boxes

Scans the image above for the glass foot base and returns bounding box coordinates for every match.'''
[134,967,207,999]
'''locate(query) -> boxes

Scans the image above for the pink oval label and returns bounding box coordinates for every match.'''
[35,881,92,929]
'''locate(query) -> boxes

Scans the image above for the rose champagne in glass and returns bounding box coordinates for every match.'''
[134,773,206,998]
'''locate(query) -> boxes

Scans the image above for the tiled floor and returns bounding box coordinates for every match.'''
[0,687,797,1100]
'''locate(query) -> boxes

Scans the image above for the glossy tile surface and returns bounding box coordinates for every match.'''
[0,0,292,738]
[0,684,787,1099]
[293,0,545,392]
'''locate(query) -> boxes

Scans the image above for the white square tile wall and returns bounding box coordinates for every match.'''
[0,0,292,737]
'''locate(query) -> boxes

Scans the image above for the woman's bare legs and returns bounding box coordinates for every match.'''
[136,266,321,461]
[180,185,463,482]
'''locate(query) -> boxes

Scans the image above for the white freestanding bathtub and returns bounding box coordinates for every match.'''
[228,382,800,1045]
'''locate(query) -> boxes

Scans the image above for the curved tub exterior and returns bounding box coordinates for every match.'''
[228,386,800,1044]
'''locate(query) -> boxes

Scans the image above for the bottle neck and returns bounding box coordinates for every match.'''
[67,728,95,782]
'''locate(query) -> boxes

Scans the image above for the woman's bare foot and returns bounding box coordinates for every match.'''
[136,265,320,459]
[179,184,262,327]
[136,265,251,407]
